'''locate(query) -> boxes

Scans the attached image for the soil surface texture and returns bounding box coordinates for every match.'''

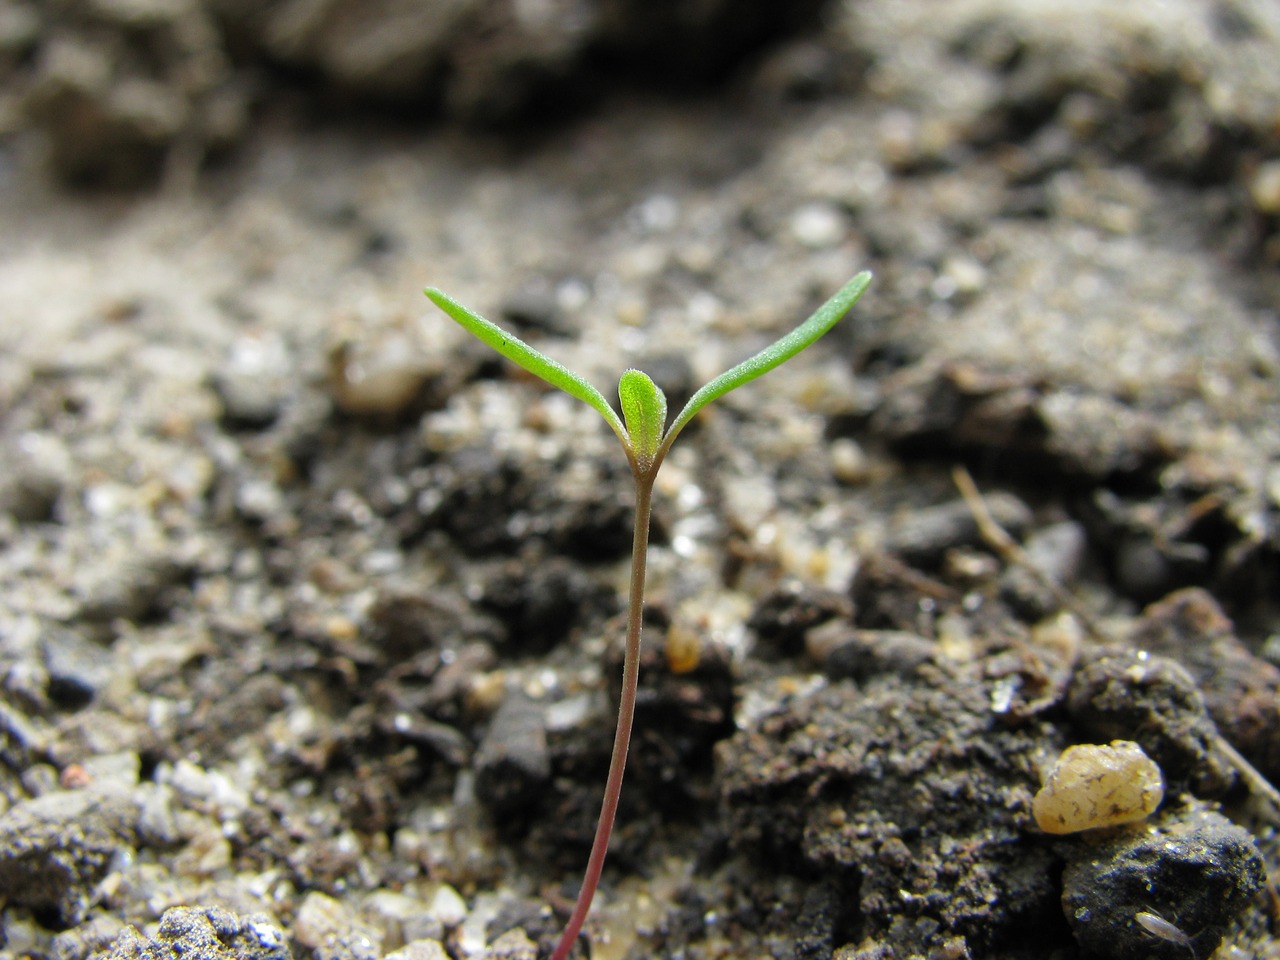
[1,1,1279,959]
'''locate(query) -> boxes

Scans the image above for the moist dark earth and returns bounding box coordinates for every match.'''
[1,1,1279,958]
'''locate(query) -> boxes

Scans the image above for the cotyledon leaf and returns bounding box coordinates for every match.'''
[662,270,872,452]
[424,286,628,443]
[428,270,873,470]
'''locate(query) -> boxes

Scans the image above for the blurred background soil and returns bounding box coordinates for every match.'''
[1,1,1279,958]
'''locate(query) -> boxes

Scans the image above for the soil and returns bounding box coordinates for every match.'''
[1,1,1279,959]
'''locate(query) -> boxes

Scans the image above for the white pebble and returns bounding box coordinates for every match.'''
[790,202,847,248]
[385,941,450,960]
[294,891,354,949]
[427,883,467,928]
[1249,160,1280,215]
[829,437,871,485]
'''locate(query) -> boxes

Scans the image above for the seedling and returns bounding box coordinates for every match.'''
[425,271,872,959]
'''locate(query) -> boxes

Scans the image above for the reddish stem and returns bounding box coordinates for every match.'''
[550,475,655,960]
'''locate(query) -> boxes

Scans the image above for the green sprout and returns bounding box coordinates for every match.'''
[425,270,872,959]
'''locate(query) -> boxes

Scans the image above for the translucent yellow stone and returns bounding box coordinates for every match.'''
[1032,740,1164,834]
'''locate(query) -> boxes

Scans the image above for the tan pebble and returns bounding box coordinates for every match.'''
[942,255,987,296]
[665,624,701,674]
[829,437,871,485]
[1032,740,1163,834]
[324,615,360,643]
[327,326,430,417]
[1249,160,1280,215]
[465,671,507,715]
[174,828,232,876]
[294,892,355,949]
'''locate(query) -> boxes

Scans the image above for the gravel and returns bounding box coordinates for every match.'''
[0,1,1277,958]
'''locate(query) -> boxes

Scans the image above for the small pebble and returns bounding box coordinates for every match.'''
[77,551,185,624]
[212,332,290,429]
[940,255,987,298]
[1114,536,1174,601]
[1032,740,1163,834]
[473,693,550,818]
[384,941,450,960]
[665,623,701,673]
[633,193,679,232]
[500,279,569,335]
[328,326,431,418]
[1248,160,1280,215]
[427,883,467,929]
[790,202,847,248]
[364,889,438,949]
[486,928,538,960]
[172,826,232,876]
[0,431,71,523]
[293,892,355,950]
[829,437,872,485]
[41,626,115,708]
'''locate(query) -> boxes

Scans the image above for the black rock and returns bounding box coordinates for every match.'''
[99,906,290,960]
[1066,649,1235,797]
[0,789,137,927]
[474,693,551,825]
[1061,807,1265,960]
[41,627,114,710]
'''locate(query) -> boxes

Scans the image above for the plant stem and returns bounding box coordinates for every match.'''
[550,475,655,960]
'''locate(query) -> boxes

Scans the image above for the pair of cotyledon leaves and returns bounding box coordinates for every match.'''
[424,271,872,476]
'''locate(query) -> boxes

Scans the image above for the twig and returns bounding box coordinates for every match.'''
[952,465,1108,643]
